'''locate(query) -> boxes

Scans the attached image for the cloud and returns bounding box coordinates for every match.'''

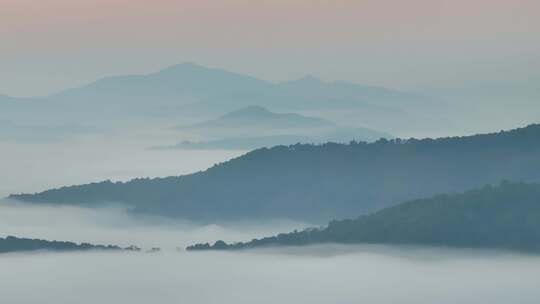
[0,244,539,304]
[0,199,307,249]
[1,200,539,304]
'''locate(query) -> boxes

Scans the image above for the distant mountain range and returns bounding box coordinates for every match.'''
[0,63,449,136]
[168,130,392,151]
[166,135,315,151]
[178,105,335,132]
[51,63,435,112]
[0,236,135,254]
[10,124,540,223]
[169,106,391,149]
[187,182,540,252]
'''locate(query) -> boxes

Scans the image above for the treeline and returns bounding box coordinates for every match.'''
[187,182,540,252]
[0,236,139,254]
[11,124,540,222]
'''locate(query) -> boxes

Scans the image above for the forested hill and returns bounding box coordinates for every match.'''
[187,182,540,252]
[0,236,130,254]
[10,124,540,222]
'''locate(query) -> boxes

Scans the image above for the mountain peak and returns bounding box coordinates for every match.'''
[220,106,273,119]
[14,123,540,223]
[157,62,210,74]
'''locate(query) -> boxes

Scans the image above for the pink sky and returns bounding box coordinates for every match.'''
[1,0,539,95]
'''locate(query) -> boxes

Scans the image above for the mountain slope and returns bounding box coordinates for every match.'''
[54,63,272,105]
[11,124,540,222]
[1,63,446,135]
[52,63,434,112]
[168,128,392,150]
[168,135,315,150]
[187,182,540,252]
[174,105,390,145]
[179,106,335,131]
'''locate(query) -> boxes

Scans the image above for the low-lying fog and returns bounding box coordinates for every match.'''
[0,200,308,249]
[2,127,540,304]
[0,128,244,197]
[1,200,540,304]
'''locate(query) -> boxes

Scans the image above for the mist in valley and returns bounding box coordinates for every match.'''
[1,240,539,304]
[0,128,245,198]
[2,77,540,304]
[1,197,539,304]
[0,198,308,250]
[3,161,538,304]
[2,108,540,304]
[2,1,539,301]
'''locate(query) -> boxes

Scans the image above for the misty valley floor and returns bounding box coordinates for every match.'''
[2,122,540,304]
[2,1,539,302]
[1,247,539,304]
[1,201,540,304]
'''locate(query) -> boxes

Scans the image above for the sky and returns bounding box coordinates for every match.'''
[1,0,539,96]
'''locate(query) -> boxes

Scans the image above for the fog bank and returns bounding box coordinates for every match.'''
[0,246,538,304]
[0,200,307,250]
[0,129,244,197]
[1,197,539,304]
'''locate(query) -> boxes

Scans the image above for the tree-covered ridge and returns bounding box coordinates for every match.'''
[187,182,540,252]
[0,236,134,254]
[10,124,540,222]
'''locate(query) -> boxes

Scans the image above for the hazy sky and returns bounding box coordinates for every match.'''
[1,0,539,96]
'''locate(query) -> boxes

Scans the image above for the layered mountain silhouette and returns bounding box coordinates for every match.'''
[52,63,433,112]
[187,182,540,252]
[167,135,315,150]
[10,124,540,222]
[0,63,448,135]
[54,63,269,104]
[170,106,391,148]
[169,130,392,151]
[179,105,335,131]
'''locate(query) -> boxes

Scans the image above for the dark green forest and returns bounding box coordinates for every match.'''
[0,236,131,254]
[188,182,540,252]
[10,124,540,222]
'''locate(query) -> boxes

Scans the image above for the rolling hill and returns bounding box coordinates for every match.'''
[187,182,540,252]
[179,106,335,131]
[172,105,391,146]
[9,124,540,223]
[0,63,446,135]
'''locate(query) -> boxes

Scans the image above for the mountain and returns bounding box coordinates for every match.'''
[54,63,271,106]
[178,106,335,133]
[0,236,136,254]
[173,105,391,144]
[53,63,434,112]
[0,63,446,135]
[1,63,272,124]
[273,76,434,109]
[166,135,315,150]
[10,124,540,223]
[173,105,390,146]
[167,128,392,150]
[187,182,540,252]
[200,105,333,128]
